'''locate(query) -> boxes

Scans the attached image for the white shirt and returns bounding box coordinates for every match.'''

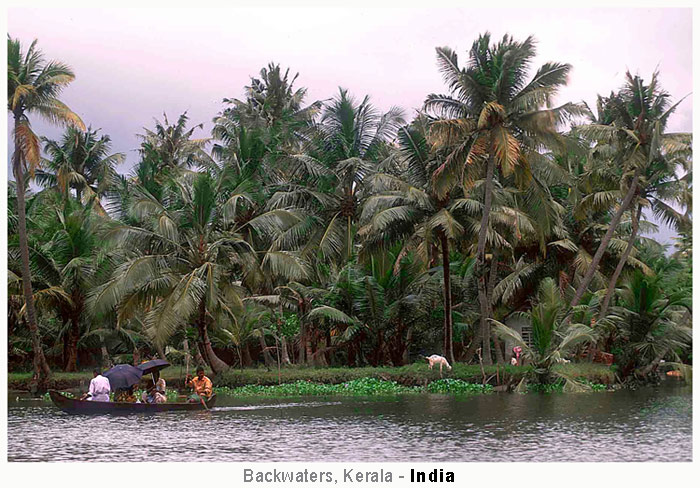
[88,375,111,402]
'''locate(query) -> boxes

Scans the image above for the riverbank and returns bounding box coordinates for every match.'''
[8,362,616,392]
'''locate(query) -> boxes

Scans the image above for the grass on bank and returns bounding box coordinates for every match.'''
[9,362,615,393]
[214,362,615,387]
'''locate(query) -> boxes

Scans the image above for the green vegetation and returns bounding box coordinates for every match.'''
[10,363,615,395]
[493,278,596,389]
[216,377,494,397]
[218,378,416,397]
[7,33,691,392]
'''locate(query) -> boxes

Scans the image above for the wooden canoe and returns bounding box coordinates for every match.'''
[49,390,216,414]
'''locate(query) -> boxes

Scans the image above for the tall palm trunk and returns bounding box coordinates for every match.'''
[305,326,314,365]
[13,116,51,386]
[274,304,291,365]
[280,336,291,365]
[299,300,313,365]
[298,322,306,365]
[402,328,412,365]
[100,337,109,368]
[598,204,642,319]
[242,344,253,366]
[154,343,168,361]
[182,337,191,373]
[200,325,228,374]
[197,300,228,374]
[475,147,496,364]
[64,317,80,372]
[347,215,353,262]
[438,229,455,363]
[259,333,274,368]
[65,293,84,372]
[570,173,640,309]
[487,255,503,364]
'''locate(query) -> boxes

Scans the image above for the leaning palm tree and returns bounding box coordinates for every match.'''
[577,72,692,318]
[37,126,125,207]
[425,33,582,362]
[8,35,85,385]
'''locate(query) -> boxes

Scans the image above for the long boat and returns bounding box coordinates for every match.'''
[49,390,216,414]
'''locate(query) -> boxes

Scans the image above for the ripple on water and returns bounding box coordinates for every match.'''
[7,387,692,462]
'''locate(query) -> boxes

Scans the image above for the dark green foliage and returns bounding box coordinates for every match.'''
[7,33,691,388]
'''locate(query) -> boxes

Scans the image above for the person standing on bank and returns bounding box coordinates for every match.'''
[81,369,111,402]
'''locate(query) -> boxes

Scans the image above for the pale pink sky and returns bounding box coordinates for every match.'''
[7,7,692,243]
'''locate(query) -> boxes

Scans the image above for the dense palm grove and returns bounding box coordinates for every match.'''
[8,33,692,388]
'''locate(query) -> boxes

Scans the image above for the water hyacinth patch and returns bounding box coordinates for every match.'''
[213,377,496,397]
[339,378,413,395]
[215,378,416,397]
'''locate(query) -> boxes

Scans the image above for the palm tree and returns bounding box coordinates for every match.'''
[213,303,264,369]
[8,35,84,386]
[425,33,581,362]
[571,71,690,313]
[30,197,112,371]
[583,73,692,318]
[37,126,125,207]
[89,167,302,374]
[336,248,427,366]
[214,62,322,154]
[360,116,465,363]
[315,88,405,262]
[609,268,692,379]
[493,278,595,389]
[249,281,355,365]
[138,112,212,173]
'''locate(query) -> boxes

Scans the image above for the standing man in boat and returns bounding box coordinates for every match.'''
[185,367,212,402]
[80,369,111,402]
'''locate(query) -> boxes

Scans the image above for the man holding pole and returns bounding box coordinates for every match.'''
[186,367,212,403]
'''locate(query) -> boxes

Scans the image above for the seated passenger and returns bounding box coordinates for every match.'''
[142,377,167,404]
[115,386,137,403]
[80,369,111,402]
[185,367,212,402]
[154,378,167,403]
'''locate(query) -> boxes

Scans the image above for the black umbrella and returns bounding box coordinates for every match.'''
[103,364,143,391]
[136,359,171,375]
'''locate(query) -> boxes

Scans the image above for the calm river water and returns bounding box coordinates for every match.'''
[7,383,691,462]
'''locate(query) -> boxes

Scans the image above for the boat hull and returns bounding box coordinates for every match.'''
[48,390,216,414]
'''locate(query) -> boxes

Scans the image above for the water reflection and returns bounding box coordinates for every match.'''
[7,385,691,462]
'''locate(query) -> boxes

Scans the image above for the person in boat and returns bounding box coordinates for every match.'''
[115,386,138,403]
[80,369,111,402]
[142,377,167,404]
[154,377,167,403]
[186,367,212,402]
